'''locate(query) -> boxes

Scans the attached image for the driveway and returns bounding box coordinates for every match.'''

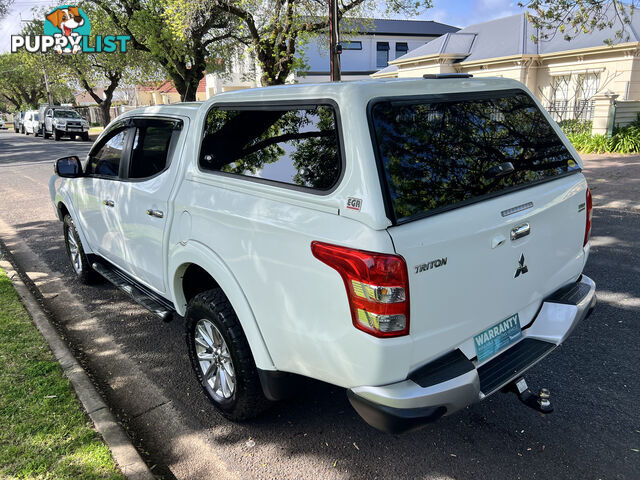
[0,130,638,480]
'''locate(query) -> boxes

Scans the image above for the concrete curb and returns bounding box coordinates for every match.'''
[0,253,155,480]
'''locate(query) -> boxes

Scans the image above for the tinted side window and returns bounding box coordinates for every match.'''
[200,105,341,190]
[86,129,128,178]
[129,121,176,179]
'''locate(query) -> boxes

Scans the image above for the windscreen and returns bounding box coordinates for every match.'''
[370,91,580,222]
[56,110,81,119]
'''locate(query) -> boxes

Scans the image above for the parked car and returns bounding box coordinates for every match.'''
[23,110,41,136]
[13,111,25,133]
[50,77,596,433]
[0,116,5,129]
[41,105,89,141]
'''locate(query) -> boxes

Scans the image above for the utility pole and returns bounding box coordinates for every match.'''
[329,0,341,82]
[42,65,53,105]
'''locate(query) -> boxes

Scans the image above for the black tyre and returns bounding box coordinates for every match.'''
[44,129,51,139]
[54,129,61,141]
[82,132,89,141]
[186,289,269,420]
[63,215,99,284]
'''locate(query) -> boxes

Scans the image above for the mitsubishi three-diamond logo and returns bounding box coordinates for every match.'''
[514,253,528,278]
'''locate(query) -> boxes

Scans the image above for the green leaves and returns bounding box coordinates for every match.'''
[161,0,432,87]
[521,0,638,43]
[564,115,640,153]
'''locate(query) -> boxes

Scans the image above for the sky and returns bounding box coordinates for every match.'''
[0,0,526,52]
[424,0,525,28]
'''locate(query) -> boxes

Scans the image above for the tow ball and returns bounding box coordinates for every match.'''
[507,377,553,414]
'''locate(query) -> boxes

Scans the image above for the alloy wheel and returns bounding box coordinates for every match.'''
[194,318,236,399]
[66,228,83,274]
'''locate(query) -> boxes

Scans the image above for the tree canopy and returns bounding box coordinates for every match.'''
[158,0,433,86]
[0,51,72,111]
[93,0,235,101]
[51,1,163,125]
[0,0,12,18]
[521,0,638,44]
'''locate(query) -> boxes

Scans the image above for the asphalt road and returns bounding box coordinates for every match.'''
[0,129,638,480]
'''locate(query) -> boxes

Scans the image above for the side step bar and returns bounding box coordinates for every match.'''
[91,261,175,322]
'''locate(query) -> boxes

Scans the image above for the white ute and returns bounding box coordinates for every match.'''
[51,77,596,433]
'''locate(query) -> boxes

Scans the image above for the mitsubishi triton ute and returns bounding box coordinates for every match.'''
[50,76,596,433]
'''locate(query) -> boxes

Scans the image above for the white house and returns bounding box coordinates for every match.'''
[205,18,458,95]
[372,7,640,134]
[298,18,459,83]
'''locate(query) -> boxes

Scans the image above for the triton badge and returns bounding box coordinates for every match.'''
[415,257,447,274]
[514,253,528,278]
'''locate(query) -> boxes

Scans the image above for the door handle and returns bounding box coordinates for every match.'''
[103,200,114,207]
[511,223,530,241]
[146,209,164,218]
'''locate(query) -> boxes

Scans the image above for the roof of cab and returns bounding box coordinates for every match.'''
[119,102,204,118]
[205,77,528,106]
[118,78,528,120]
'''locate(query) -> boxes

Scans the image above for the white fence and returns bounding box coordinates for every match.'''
[613,100,640,127]
[75,105,140,125]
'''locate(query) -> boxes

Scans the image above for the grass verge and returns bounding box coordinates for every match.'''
[0,267,124,479]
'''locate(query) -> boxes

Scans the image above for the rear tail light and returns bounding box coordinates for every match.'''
[584,187,593,246]
[311,241,410,338]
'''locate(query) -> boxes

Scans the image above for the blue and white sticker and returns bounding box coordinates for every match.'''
[474,313,522,363]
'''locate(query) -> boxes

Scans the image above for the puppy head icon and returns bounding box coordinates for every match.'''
[46,7,85,36]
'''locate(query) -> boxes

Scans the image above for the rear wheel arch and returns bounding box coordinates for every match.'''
[170,251,275,371]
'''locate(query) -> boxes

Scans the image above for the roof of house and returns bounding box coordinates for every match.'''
[74,89,104,105]
[138,77,207,94]
[390,6,640,65]
[344,17,459,36]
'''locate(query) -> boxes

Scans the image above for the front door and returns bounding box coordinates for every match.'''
[75,127,131,268]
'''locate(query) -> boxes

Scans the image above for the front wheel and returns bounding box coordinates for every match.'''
[82,132,89,141]
[63,215,98,284]
[54,129,61,141]
[186,289,269,421]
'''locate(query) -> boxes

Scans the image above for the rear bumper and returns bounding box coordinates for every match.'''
[348,275,596,433]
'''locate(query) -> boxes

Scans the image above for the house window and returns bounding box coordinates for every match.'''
[549,75,571,121]
[341,41,362,50]
[577,73,600,99]
[576,73,600,121]
[376,42,390,68]
[395,42,408,59]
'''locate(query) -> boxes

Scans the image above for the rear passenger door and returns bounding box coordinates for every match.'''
[115,117,184,294]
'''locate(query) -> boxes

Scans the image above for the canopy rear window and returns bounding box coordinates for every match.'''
[370,90,580,223]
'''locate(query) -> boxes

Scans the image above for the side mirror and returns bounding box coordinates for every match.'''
[55,156,83,178]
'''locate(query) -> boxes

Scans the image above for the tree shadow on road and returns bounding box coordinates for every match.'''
[8,213,639,480]
[582,154,640,212]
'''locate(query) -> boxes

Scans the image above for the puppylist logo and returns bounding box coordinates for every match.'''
[11,5,130,54]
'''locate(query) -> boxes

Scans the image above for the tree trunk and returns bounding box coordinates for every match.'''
[167,52,206,102]
[99,97,112,126]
